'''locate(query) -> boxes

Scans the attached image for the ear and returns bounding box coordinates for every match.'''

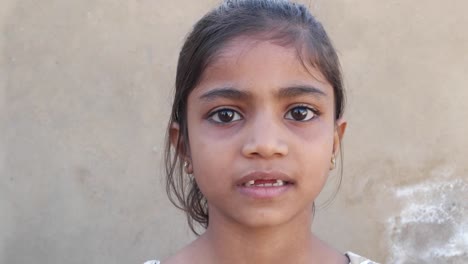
[170,122,181,151]
[333,118,347,155]
[170,122,190,159]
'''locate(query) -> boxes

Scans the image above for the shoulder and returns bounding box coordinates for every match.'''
[143,261,159,264]
[345,252,379,264]
[142,242,198,264]
[144,252,378,264]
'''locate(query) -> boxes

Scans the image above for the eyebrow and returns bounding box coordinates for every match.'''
[199,87,251,101]
[277,85,327,99]
[198,85,327,102]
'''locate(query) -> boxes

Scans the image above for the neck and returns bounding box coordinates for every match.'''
[199,209,316,264]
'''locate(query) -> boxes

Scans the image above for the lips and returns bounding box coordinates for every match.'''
[243,179,286,187]
[236,171,294,199]
[236,171,295,187]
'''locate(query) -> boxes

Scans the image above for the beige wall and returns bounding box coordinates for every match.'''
[1,0,467,263]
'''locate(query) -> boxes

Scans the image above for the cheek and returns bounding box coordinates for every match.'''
[291,118,335,152]
[188,124,237,166]
[186,108,241,161]
[293,122,335,179]
[190,148,233,206]
[296,148,332,203]
[187,122,236,194]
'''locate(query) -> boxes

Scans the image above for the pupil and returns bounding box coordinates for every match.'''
[218,110,234,122]
[292,108,307,120]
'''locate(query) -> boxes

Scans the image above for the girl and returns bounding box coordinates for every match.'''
[147,0,377,263]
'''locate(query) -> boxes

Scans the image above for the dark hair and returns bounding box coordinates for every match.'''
[164,0,345,235]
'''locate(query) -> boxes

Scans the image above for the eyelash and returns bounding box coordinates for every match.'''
[207,105,320,124]
[284,104,320,122]
[207,108,243,124]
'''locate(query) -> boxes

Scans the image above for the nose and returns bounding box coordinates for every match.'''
[241,114,289,159]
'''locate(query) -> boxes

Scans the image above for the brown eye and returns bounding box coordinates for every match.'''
[285,106,316,121]
[209,109,242,123]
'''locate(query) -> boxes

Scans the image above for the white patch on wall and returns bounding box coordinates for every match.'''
[387,167,468,264]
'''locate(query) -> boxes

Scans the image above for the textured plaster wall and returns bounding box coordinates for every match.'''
[1,0,467,263]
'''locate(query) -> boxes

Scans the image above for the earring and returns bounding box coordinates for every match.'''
[330,154,336,170]
[183,160,193,174]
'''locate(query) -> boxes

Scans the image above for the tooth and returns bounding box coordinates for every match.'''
[245,180,255,187]
[264,183,273,187]
[276,180,284,186]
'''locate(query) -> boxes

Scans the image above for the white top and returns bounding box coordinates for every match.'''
[143,252,378,264]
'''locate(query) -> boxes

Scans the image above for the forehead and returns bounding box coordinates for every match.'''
[196,36,330,91]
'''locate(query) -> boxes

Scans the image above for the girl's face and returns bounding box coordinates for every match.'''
[174,37,346,229]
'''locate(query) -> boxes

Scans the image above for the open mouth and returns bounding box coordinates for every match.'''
[242,179,292,187]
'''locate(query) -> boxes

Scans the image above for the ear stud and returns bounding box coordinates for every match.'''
[330,154,336,170]
[183,160,193,174]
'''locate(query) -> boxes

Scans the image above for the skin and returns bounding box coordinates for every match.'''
[168,36,347,264]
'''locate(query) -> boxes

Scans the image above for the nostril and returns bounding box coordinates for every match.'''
[241,141,288,159]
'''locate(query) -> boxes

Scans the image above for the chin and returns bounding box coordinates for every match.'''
[231,208,302,229]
